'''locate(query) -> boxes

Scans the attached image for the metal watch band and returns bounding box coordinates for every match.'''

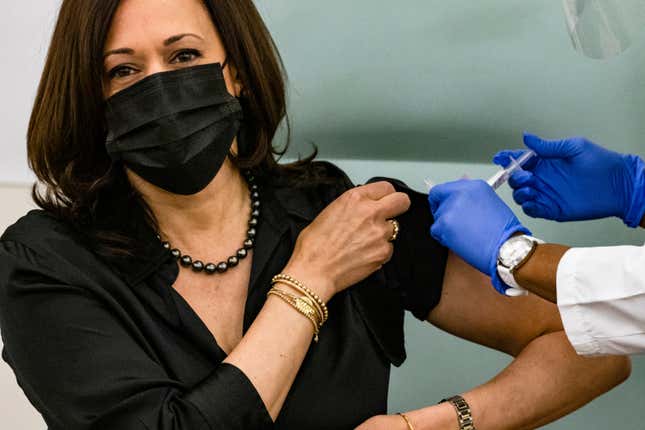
[440,395,476,430]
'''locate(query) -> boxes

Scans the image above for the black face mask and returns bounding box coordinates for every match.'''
[105,63,243,195]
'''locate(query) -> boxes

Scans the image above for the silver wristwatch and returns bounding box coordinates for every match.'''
[497,235,544,293]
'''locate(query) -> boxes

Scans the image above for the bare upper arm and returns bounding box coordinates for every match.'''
[427,252,564,357]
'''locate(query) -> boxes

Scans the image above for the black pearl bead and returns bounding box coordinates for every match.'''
[159,174,259,277]
[180,255,193,267]
[227,256,239,267]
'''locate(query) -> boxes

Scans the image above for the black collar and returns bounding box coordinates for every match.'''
[103,175,319,287]
[95,168,408,366]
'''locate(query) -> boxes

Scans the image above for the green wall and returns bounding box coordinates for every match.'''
[331,158,645,429]
[256,0,645,163]
[256,0,645,427]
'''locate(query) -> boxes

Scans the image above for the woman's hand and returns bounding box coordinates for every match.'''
[285,181,411,300]
[355,414,409,430]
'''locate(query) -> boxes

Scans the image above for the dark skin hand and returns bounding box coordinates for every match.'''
[515,210,645,303]
[514,244,570,303]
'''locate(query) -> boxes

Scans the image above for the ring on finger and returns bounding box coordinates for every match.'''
[388,219,400,242]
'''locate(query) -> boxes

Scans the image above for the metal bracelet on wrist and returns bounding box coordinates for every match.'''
[439,395,476,430]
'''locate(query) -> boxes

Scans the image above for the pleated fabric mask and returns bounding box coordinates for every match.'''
[105,62,243,195]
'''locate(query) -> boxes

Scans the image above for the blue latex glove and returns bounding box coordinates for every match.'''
[428,179,530,295]
[494,133,645,227]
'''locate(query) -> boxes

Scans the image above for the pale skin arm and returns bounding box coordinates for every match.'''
[224,182,410,420]
[223,270,333,420]
[358,253,631,430]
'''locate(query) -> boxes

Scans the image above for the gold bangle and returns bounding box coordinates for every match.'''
[272,274,329,322]
[267,288,321,328]
[267,289,320,341]
[267,288,321,342]
[272,278,327,324]
[398,413,414,430]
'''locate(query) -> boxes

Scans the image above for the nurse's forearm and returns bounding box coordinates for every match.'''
[402,332,630,430]
[514,244,570,303]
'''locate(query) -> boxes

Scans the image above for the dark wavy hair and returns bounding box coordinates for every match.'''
[27,0,316,255]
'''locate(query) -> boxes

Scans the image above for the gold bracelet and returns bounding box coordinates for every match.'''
[398,413,414,430]
[272,277,327,324]
[267,288,321,342]
[272,274,329,322]
[272,279,325,323]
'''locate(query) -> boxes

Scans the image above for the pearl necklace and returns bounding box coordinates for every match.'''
[158,172,259,275]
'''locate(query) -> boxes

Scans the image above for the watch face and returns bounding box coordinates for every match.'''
[499,236,534,268]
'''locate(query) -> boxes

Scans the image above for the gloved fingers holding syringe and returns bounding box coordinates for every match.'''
[427,132,645,298]
[424,139,537,296]
[425,147,536,192]
[493,133,645,226]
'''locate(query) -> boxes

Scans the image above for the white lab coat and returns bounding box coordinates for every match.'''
[557,243,645,356]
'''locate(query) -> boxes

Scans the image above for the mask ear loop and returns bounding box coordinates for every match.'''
[222,57,247,100]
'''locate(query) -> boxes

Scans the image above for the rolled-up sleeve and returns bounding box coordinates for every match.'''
[0,240,273,430]
[367,177,449,321]
[557,243,645,356]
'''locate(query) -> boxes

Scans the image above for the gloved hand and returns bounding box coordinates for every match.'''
[494,133,645,227]
[428,179,530,295]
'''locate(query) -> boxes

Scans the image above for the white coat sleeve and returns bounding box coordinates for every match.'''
[557,242,645,356]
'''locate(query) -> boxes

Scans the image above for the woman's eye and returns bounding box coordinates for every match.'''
[170,49,202,64]
[108,65,137,80]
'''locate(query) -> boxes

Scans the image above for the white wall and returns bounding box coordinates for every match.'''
[0,3,57,425]
[1,1,59,184]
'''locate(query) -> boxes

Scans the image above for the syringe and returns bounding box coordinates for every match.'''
[424,150,536,193]
[486,150,536,190]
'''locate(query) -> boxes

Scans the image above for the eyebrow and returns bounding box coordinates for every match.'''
[103,33,204,59]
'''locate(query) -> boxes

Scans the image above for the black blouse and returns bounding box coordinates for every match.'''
[0,162,448,430]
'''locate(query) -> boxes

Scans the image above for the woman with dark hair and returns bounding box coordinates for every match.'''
[0,1,631,429]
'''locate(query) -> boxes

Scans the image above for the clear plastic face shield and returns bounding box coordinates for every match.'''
[562,0,645,59]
